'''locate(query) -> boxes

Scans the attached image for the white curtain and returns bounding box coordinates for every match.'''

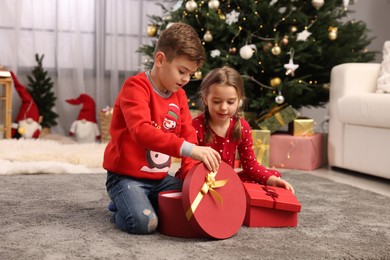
[0,0,168,135]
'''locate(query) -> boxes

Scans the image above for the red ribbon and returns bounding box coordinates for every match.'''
[262,186,279,209]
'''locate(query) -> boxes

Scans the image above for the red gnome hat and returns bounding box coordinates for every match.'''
[166,103,180,121]
[66,94,97,123]
[10,71,40,123]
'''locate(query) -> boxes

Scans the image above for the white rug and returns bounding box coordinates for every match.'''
[0,137,107,174]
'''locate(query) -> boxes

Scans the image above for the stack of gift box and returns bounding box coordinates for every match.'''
[251,104,324,171]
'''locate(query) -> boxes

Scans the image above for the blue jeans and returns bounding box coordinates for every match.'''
[106,171,183,234]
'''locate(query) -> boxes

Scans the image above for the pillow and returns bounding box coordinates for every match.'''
[377,41,390,93]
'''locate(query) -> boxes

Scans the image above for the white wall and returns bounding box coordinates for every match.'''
[299,0,390,132]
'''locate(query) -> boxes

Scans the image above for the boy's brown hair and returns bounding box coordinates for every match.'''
[154,22,205,67]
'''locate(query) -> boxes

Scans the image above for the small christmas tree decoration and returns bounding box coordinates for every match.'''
[203,30,213,42]
[194,70,202,79]
[147,25,158,37]
[311,0,325,10]
[240,44,256,60]
[275,92,285,105]
[27,54,58,129]
[208,0,220,10]
[297,29,312,41]
[270,77,282,87]
[229,47,237,54]
[271,44,281,56]
[185,0,197,12]
[284,48,299,76]
[328,26,338,40]
[281,36,289,46]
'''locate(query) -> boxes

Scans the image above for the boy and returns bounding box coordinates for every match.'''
[103,23,221,235]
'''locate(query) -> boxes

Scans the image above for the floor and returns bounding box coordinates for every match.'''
[283,165,390,197]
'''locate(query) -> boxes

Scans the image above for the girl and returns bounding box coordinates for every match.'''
[177,66,294,193]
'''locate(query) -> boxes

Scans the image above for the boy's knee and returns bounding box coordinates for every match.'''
[124,208,158,235]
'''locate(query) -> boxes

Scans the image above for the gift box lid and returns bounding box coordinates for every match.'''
[182,161,246,240]
[243,182,301,212]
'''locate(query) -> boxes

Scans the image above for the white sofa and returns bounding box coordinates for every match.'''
[328,63,390,180]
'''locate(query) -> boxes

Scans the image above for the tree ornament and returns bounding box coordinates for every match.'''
[229,47,237,54]
[297,29,312,41]
[208,0,220,10]
[311,0,325,10]
[203,30,213,42]
[271,44,281,56]
[281,36,289,46]
[185,0,197,12]
[219,13,226,20]
[275,92,285,104]
[270,77,282,87]
[226,10,240,25]
[239,44,256,60]
[284,48,299,76]
[328,26,338,40]
[194,71,202,79]
[147,25,158,37]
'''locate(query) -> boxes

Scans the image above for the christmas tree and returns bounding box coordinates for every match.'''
[27,54,58,128]
[138,0,375,116]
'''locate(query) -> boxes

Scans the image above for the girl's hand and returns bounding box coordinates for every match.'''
[266,175,295,194]
[190,145,221,172]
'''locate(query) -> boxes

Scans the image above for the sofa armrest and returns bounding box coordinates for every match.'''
[328,63,380,167]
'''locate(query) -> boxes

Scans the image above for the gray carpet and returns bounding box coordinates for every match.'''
[0,171,389,260]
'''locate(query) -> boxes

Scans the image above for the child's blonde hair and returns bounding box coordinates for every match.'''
[154,23,205,67]
[198,66,246,144]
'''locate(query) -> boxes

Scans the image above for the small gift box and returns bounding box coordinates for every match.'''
[158,161,246,239]
[252,129,270,167]
[99,106,113,143]
[289,117,315,136]
[269,133,323,171]
[243,182,301,227]
[256,105,298,133]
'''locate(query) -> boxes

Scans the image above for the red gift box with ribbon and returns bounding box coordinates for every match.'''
[243,182,301,227]
[158,161,246,239]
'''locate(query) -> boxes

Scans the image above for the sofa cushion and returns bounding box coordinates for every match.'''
[377,41,390,93]
[338,93,390,128]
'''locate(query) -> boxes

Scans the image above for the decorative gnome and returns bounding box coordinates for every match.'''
[10,71,42,139]
[66,93,100,143]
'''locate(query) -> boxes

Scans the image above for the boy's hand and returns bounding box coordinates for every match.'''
[190,145,221,172]
[266,175,295,194]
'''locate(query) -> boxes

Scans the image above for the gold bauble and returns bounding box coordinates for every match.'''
[270,77,282,87]
[194,71,202,79]
[208,0,220,10]
[229,47,237,54]
[219,13,226,20]
[203,30,213,42]
[271,44,281,56]
[147,25,158,37]
[185,0,197,12]
[328,26,338,40]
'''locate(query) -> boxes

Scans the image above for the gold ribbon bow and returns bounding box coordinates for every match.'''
[254,139,270,163]
[256,104,288,125]
[185,171,229,221]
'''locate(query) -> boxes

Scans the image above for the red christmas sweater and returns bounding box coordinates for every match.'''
[103,72,198,180]
[177,114,281,184]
